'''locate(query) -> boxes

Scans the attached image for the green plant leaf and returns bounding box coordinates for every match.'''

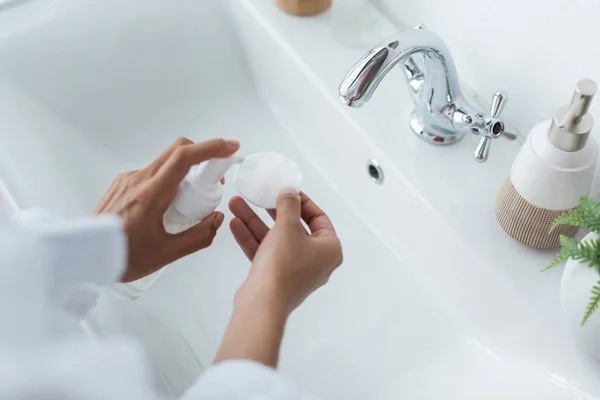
[544,236,600,271]
[550,209,585,232]
[543,252,569,271]
[570,239,600,270]
[580,197,600,233]
[581,280,600,326]
[561,234,580,251]
[543,235,580,271]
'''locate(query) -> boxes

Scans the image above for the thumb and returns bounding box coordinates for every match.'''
[275,187,301,226]
[169,212,224,257]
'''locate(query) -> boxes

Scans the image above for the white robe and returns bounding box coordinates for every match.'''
[0,209,316,399]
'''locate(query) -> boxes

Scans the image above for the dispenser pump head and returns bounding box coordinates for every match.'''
[189,157,244,186]
[549,79,597,152]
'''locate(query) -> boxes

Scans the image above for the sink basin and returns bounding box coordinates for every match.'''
[1,0,599,398]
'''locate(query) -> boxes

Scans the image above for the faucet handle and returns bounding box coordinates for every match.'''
[473,92,510,162]
[473,136,492,162]
[489,92,506,120]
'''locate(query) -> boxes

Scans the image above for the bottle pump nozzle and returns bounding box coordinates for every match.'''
[549,79,597,152]
[189,156,245,187]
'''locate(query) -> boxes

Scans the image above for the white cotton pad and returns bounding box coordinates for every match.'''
[233,152,302,209]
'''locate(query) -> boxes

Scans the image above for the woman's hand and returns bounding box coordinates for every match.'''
[215,189,342,367]
[230,189,343,314]
[94,137,240,282]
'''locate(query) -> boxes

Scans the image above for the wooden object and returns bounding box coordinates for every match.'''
[275,0,332,16]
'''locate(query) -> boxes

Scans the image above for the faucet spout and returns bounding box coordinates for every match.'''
[339,29,461,108]
[338,27,516,159]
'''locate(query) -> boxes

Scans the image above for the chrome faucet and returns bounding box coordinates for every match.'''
[339,26,516,162]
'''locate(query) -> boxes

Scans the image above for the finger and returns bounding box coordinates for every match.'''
[266,207,312,235]
[230,218,259,260]
[145,137,193,176]
[275,187,301,226]
[152,139,240,195]
[94,178,121,214]
[229,196,269,241]
[168,212,224,258]
[220,177,225,184]
[299,192,336,237]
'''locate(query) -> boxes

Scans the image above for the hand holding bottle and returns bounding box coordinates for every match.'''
[94,137,239,282]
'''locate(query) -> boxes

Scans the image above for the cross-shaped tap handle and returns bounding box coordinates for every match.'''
[474,92,510,162]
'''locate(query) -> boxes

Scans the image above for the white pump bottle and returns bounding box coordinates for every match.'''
[163,157,243,234]
[495,79,599,248]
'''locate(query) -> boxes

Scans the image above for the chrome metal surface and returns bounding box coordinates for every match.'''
[339,27,517,161]
[367,159,384,184]
[472,92,509,162]
[474,136,491,162]
[489,92,506,119]
[569,79,597,119]
[549,79,597,152]
[409,112,461,145]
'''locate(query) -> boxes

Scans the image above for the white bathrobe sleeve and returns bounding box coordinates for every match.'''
[0,209,317,400]
[185,361,318,400]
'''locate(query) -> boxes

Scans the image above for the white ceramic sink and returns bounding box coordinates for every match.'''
[1,0,599,398]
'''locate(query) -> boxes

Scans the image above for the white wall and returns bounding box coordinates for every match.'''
[371,0,600,138]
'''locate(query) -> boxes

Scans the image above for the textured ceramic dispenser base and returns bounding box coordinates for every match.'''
[495,176,578,249]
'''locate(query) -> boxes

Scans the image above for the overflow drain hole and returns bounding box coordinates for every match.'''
[367,159,384,184]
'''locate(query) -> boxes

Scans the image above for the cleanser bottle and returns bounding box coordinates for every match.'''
[163,157,243,234]
[495,79,599,249]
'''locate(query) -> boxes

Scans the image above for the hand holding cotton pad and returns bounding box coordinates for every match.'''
[233,152,302,209]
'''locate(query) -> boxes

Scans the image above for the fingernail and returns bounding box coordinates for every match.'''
[279,186,299,198]
[213,212,225,229]
[226,140,240,148]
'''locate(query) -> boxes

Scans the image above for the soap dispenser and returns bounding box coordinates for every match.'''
[495,79,599,249]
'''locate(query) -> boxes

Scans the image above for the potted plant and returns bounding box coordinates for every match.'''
[546,197,600,359]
